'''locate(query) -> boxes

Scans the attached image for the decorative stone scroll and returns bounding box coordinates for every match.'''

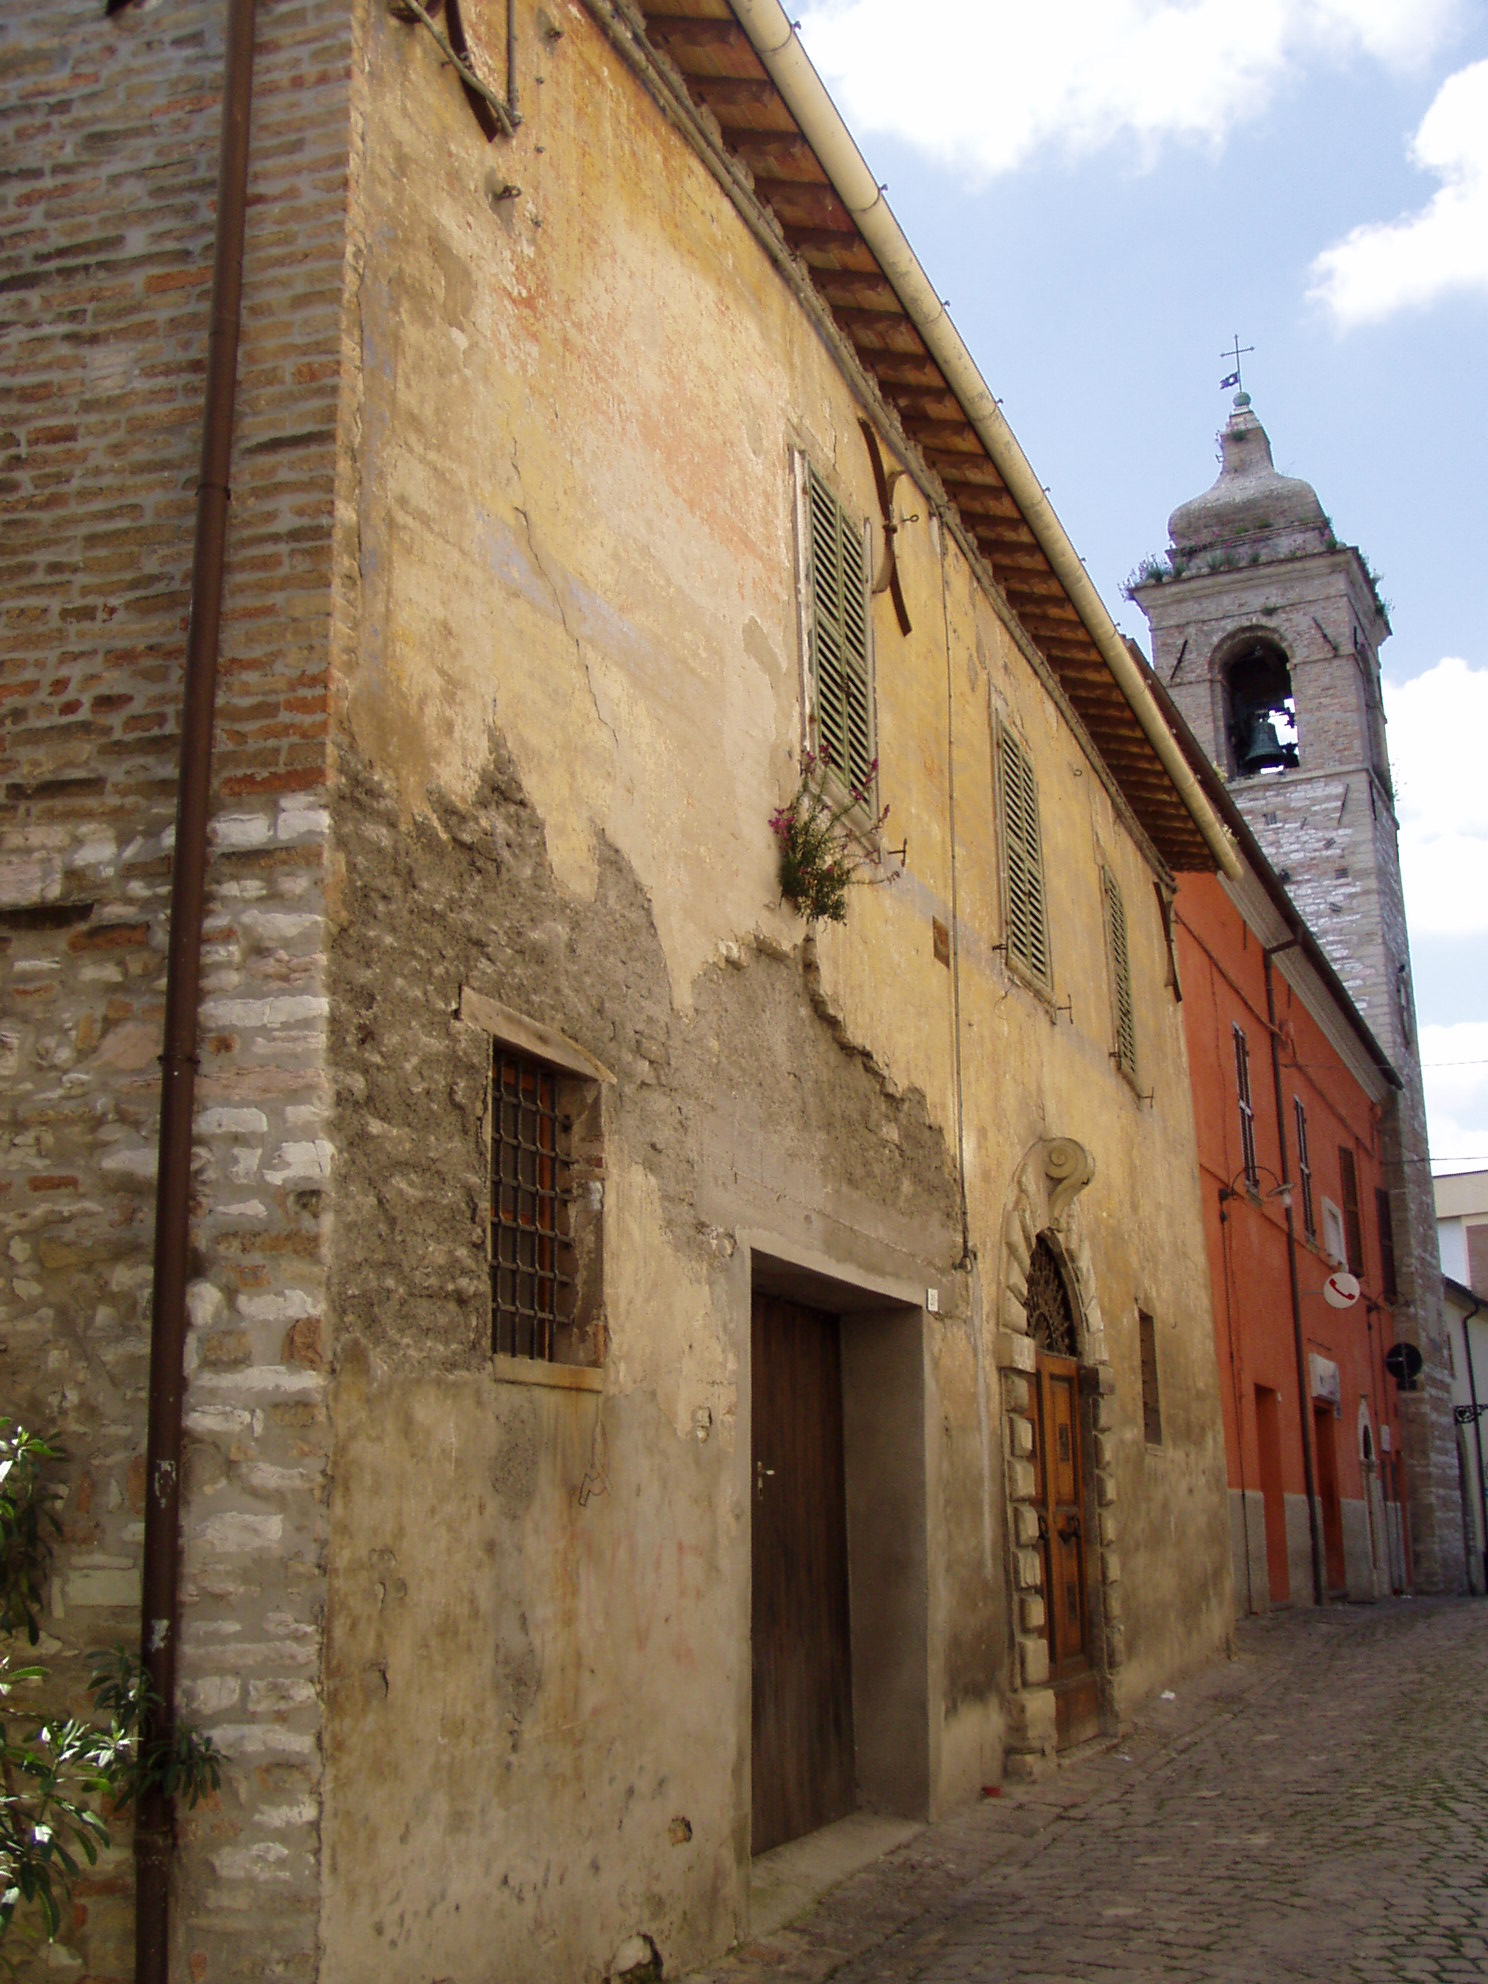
[996,1138,1124,1777]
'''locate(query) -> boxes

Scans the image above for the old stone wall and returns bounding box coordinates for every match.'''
[314,4,1235,1978]
[0,0,356,1973]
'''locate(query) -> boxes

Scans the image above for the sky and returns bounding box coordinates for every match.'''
[793,0,1488,1175]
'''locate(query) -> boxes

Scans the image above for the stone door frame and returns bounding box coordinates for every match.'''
[996,1138,1123,1776]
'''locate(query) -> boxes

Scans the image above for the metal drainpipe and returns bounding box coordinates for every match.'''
[1263,942,1325,1607]
[136,0,257,1974]
[1463,1293,1488,1593]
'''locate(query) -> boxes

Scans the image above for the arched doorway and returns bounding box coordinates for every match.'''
[1025,1236,1098,1746]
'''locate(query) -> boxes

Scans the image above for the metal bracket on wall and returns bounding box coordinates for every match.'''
[1455,1403,1488,1425]
[390,0,521,140]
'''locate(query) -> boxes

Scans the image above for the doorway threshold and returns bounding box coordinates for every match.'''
[749,1810,924,1939]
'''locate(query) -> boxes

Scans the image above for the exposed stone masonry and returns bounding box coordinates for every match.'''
[1,0,356,1972]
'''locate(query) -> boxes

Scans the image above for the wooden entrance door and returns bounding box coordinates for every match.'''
[751,1292,855,1855]
[1032,1351,1098,1745]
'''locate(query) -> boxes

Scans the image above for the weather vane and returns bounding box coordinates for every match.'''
[1220,334,1254,394]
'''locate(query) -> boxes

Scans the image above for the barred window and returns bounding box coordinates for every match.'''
[1233,1024,1258,1188]
[1294,1096,1315,1241]
[1103,868,1137,1079]
[461,987,609,1370]
[803,461,874,798]
[490,1050,574,1360]
[998,724,1051,988]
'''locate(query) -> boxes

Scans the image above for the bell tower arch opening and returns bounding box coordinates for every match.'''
[1222,634,1298,777]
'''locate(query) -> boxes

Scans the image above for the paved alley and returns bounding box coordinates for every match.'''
[688,1600,1488,1984]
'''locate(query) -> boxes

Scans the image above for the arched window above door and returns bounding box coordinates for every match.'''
[1026,1235,1077,1357]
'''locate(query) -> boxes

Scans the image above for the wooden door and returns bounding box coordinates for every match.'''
[1033,1351,1098,1745]
[751,1292,855,1855]
[1255,1385,1290,1606]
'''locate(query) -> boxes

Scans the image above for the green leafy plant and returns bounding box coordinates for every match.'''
[770,750,896,925]
[1,1648,221,1955]
[0,1423,61,1645]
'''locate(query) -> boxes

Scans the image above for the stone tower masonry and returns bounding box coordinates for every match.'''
[1133,392,1465,1593]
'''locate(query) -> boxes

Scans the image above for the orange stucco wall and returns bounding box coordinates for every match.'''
[1176,874,1408,1606]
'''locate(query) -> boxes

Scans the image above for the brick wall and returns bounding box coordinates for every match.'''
[0,0,356,1972]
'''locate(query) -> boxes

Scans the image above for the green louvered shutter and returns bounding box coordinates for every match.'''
[1104,868,1137,1077]
[998,726,1050,986]
[806,464,873,794]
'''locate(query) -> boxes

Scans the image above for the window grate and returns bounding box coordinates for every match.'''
[806,463,874,797]
[1295,1096,1315,1241]
[999,726,1051,987]
[490,1048,575,1360]
[1103,869,1137,1077]
[1026,1236,1076,1356]
[1233,1024,1258,1188]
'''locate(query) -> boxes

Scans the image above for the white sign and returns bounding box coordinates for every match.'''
[1309,1353,1342,1406]
[1324,1270,1361,1309]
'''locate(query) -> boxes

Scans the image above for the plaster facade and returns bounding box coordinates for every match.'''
[1133,397,1463,1595]
[4,3,1234,1980]
[1176,869,1409,1612]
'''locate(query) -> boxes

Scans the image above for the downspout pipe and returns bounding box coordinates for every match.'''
[725,0,1240,884]
[137,0,257,1974]
[1264,940,1325,1606]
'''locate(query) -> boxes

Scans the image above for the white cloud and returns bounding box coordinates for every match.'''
[1309,60,1488,328]
[795,0,1459,180]
[1421,1021,1488,1170]
[1384,656,1488,939]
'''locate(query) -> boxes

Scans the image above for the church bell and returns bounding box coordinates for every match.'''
[1234,708,1292,775]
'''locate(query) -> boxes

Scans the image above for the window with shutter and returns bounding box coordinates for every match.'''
[804,462,874,797]
[1338,1146,1364,1277]
[1233,1025,1258,1188]
[997,724,1051,987]
[1375,1186,1398,1302]
[1294,1096,1315,1241]
[1103,868,1137,1079]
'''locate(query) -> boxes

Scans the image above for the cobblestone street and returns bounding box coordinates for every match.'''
[688,1600,1488,1984]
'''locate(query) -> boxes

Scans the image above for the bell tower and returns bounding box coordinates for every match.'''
[1132,392,1463,1592]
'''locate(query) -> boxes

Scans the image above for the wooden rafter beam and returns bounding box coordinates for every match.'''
[689,76,778,110]
[727,132,825,181]
[752,178,854,230]
[644,15,748,51]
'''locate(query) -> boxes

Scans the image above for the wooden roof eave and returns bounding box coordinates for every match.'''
[597,0,1213,873]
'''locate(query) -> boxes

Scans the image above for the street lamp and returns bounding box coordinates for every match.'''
[1217,1165,1294,1216]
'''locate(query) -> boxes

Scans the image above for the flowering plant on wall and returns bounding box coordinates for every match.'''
[769,750,897,924]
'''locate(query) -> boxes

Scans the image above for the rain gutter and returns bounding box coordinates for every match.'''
[137,0,257,1973]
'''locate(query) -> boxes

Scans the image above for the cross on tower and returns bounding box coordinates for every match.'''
[1220,334,1254,394]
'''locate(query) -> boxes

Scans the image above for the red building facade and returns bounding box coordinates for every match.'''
[1177,865,1410,1608]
